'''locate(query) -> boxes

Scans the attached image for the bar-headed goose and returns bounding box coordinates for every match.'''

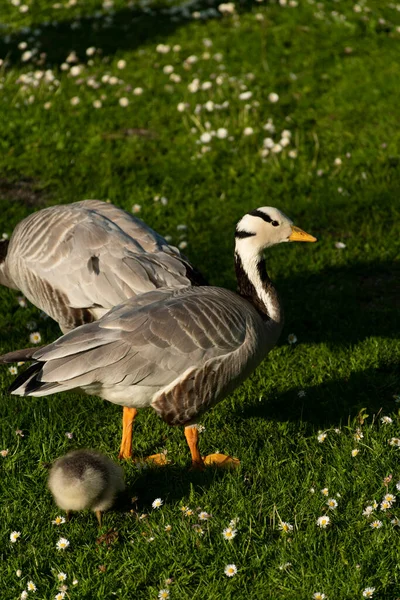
[48,449,124,526]
[2,207,316,469]
[0,200,206,461]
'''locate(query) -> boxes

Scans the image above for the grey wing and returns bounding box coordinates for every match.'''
[7,201,199,331]
[77,200,177,254]
[12,288,261,426]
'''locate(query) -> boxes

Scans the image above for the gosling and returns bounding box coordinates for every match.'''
[48,449,125,526]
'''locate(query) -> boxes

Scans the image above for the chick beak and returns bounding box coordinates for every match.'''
[289,225,317,242]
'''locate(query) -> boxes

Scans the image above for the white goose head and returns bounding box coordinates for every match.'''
[236,207,316,254]
[235,207,317,323]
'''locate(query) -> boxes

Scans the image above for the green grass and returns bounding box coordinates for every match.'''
[1,0,400,598]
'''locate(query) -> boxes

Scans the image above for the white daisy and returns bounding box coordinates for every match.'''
[362,588,375,598]
[362,506,373,517]
[70,97,80,106]
[351,449,359,457]
[56,537,70,550]
[26,581,36,592]
[381,416,393,424]
[268,92,279,103]
[119,97,129,107]
[198,511,211,520]
[287,333,297,344]
[321,488,329,496]
[10,531,21,543]
[216,128,228,139]
[222,526,237,540]
[54,593,65,600]
[29,332,41,344]
[117,59,126,69]
[318,433,327,443]
[238,91,252,100]
[224,564,238,577]
[8,366,18,375]
[327,498,338,510]
[370,520,382,529]
[316,515,330,528]
[278,521,293,533]
[158,590,169,599]
[313,594,326,600]
[384,494,396,503]
[152,498,163,509]
[243,127,254,136]
[1,449,9,457]
[20,592,28,600]
[57,573,67,582]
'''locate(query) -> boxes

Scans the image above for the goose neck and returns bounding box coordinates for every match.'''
[234,246,282,324]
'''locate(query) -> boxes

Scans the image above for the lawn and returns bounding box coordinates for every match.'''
[0,0,400,598]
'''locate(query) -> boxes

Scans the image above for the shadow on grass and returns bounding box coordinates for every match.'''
[241,361,400,432]
[276,258,399,346]
[117,462,228,511]
[0,0,257,68]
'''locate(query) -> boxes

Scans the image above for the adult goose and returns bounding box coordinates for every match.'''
[0,200,207,461]
[1,207,316,469]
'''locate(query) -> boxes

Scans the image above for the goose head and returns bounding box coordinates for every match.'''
[235,207,316,254]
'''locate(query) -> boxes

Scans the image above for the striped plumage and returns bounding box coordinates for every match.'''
[2,207,316,469]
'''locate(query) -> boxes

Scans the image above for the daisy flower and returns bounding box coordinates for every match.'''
[57,573,67,582]
[363,506,374,517]
[119,97,129,107]
[316,516,330,528]
[278,522,293,533]
[184,509,194,517]
[351,449,359,457]
[152,498,163,509]
[391,517,400,526]
[9,366,18,375]
[389,437,400,446]
[1,449,9,457]
[224,564,238,577]
[370,520,382,529]
[381,416,392,424]
[268,92,279,103]
[318,433,327,443]
[16,570,22,577]
[158,590,169,599]
[21,592,28,600]
[26,581,36,592]
[55,593,65,600]
[10,531,21,543]
[56,537,70,550]
[288,334,297,344]
[29,332,41,344]
[321,488,329,496]
[313,594,326,600]
[384,494,396,503]
[380,500,391,511]
[198,511,211,520]
[362,588,375,598]
[164,524,172,532]
[327,498,338,510]
[222,527,237,540]
[52,516,66,525]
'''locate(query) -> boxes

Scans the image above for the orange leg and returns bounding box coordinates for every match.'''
[184,425,205,470]
[118,407,138,460]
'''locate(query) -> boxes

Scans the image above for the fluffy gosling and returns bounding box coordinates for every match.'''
[48,449,125,526]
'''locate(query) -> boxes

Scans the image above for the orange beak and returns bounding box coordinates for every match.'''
[288,225,317,243]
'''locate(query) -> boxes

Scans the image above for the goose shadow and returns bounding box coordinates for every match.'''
[272,257,399,347]
[114,462,230,512]
[237,362,400,434]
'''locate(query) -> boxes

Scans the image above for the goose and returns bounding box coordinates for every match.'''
[0,200,207,461]
[1,207,316,469]
[48,449,125,525]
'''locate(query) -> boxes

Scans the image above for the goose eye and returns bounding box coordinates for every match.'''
[271,220,279,227]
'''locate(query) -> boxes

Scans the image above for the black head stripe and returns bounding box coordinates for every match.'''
[235,229,256,239]
[248,209,273,223]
